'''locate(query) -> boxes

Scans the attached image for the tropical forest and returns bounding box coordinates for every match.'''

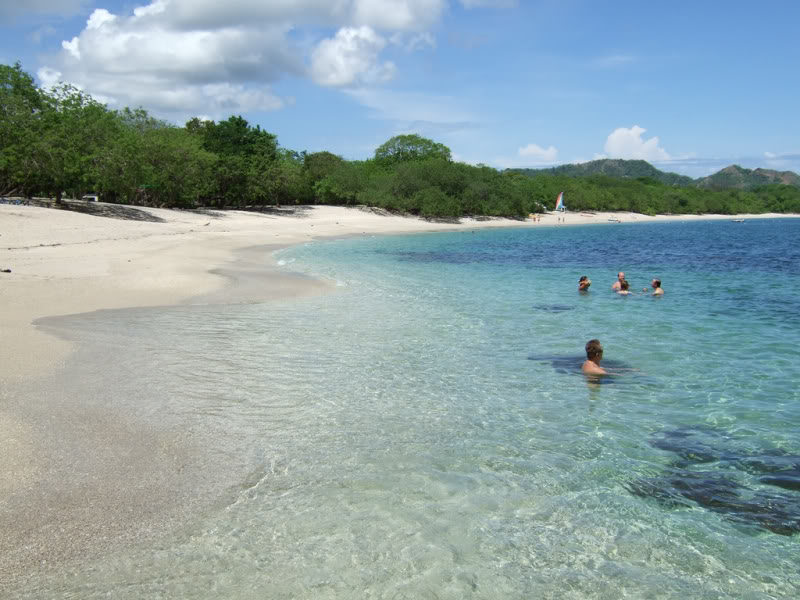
[3,62,800,218]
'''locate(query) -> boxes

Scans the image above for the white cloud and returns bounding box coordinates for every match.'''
[603,125,671,161]
[40,0,446,121]
[764,151,777,159]
[36,67,63,90]
[311,26,395,87]
[518,143,558,163]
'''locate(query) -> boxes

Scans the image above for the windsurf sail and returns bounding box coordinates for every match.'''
[555,191,565,211]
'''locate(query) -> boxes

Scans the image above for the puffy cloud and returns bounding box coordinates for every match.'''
[603,125,671,161]
[311,26,395,87]
[41,6,302,118]
[36,67,63,90]
[40,0,447,121]
[518,143,558,163]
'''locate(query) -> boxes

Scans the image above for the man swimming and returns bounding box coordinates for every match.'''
[651,279,664,295]
[611,271,625,291]
[582,339,607,376]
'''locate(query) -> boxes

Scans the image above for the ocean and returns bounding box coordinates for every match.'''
[16,219,800,598]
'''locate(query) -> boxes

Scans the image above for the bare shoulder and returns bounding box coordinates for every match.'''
[582,360,607,375]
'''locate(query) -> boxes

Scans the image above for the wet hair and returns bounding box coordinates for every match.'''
[620,280,630,291]
[585,339,603,360]
[579,276,588,282]
[652,279,661,288]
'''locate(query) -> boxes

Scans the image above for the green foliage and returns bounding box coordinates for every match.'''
[374,134,451,166]
[2,62,800,217]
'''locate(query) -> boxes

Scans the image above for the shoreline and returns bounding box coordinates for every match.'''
[3,205,798,381]
[1,203,797,586]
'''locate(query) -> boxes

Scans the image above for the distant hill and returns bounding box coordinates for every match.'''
[509,159,800,191]
[695,165,800,189]
[509,159,695,186]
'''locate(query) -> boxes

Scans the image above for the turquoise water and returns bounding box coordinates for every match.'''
[19,220,800,598]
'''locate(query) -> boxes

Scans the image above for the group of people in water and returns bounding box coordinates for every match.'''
[577,271,664,296]
[579,271,664,376]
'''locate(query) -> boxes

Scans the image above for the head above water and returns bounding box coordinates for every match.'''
[617,271,625,281]
[652,279,661,289]
[585,339,603,360]
[620,280,630,291]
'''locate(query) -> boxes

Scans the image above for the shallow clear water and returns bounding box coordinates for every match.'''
[19,220,800,598]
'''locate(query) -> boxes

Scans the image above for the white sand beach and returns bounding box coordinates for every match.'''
[0,202,795,585]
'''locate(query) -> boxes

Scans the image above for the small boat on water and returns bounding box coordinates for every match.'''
[608,217,621,223]
[732,219,745,222]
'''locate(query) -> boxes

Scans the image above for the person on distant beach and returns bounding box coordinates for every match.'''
[616,280,632,295]
[612,271,625,290]
[582,339,607,376]
[651,279,664,295]
[578,276,591,292]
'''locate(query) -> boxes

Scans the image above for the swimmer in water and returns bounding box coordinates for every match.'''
[578,275,591,291]
[651,279,664,295]
[612,271,625,291]
[582,339,607,376]
[616,280,632,295]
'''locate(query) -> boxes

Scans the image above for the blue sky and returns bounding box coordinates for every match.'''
[2,0,799,177]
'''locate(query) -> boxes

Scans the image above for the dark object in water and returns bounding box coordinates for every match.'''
[629,426,800,535]
[627,471,800,536]
[531,304,575,313]
[759,475,800,492]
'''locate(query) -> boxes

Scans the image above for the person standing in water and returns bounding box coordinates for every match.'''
[582,339,607,375]
[612,271,625,291]
[616,280,632,295]
[578,276,592,292]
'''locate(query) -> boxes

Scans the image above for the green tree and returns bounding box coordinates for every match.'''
[374,134,451,166]
[0,62,46,196]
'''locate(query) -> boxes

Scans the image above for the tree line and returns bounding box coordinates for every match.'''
[3,62,799,217]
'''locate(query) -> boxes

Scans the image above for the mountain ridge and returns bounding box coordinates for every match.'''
[508,159,800,190]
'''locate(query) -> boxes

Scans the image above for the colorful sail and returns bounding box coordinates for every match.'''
[555,191,565,211]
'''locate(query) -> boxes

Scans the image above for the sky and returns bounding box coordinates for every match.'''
[2,0,799,177]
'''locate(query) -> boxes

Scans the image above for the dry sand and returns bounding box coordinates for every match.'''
[0,202,794,586]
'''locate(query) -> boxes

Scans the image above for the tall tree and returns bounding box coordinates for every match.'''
[374,134,452,166]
